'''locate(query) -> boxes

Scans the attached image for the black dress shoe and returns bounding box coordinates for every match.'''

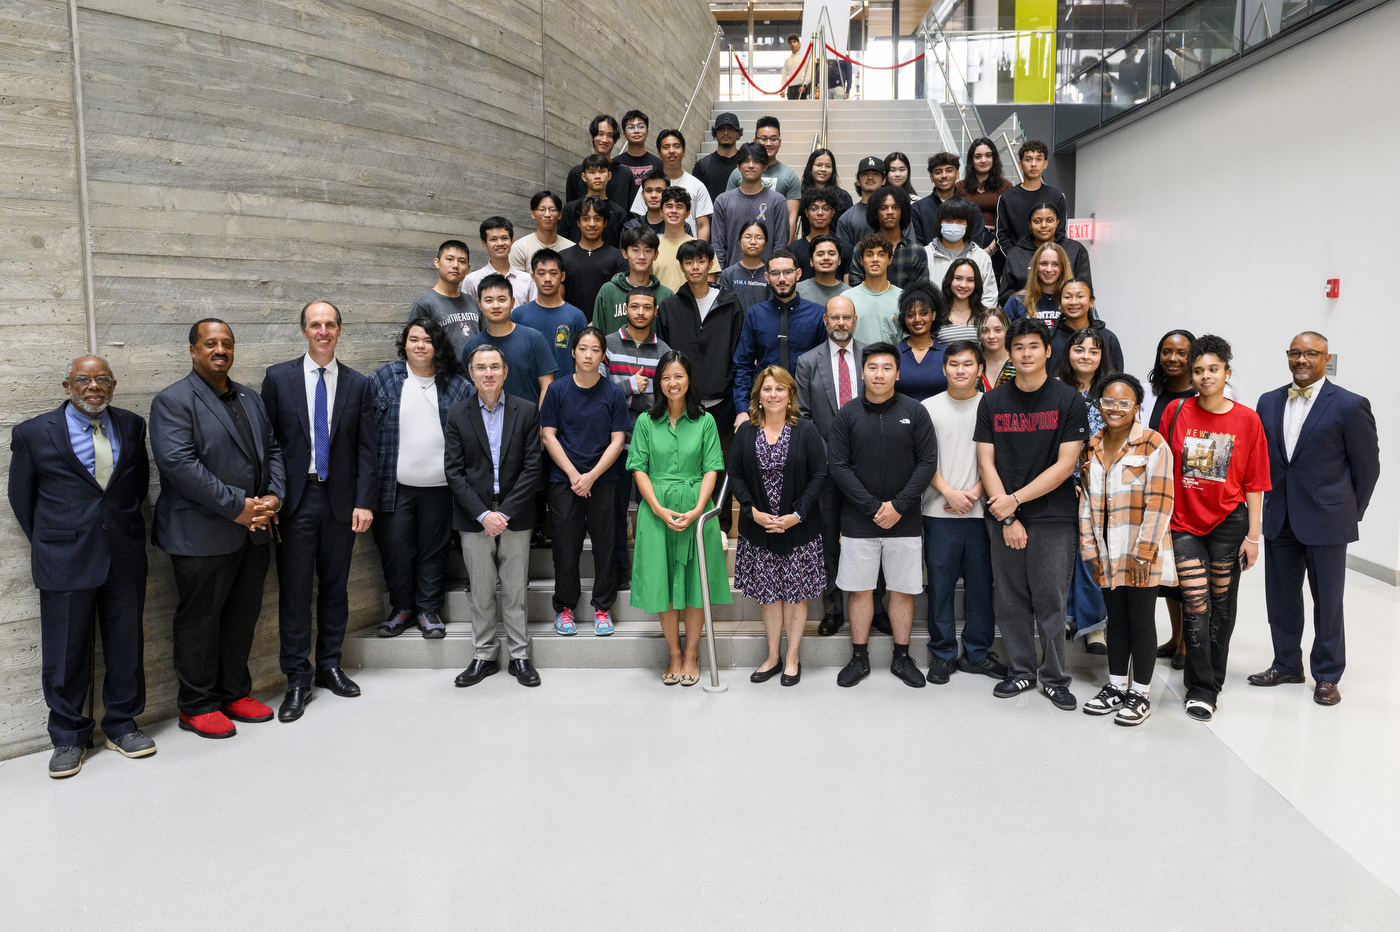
[780,665,801,687]
[1247,668,1306,687]
[455,659,499,687]
[871,612,893,636]
[1170,650,1186,670]
[1156,642,1180,658]
[817,613,845,637]
[314,667,362,697]
[509,658,541,687]
[278,687,313,722]
[750,659,784,683]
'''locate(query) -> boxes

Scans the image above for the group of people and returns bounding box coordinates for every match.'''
[8,111,1379,779]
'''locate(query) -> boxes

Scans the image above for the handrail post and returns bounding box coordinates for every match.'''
[819,23,828,147]
[680,24,724,137]
[695,476,730,693]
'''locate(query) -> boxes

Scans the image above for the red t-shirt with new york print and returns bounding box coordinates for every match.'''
[1161,397,1271,536]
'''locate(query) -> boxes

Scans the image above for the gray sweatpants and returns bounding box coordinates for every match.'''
[461,529,531,662]
[986,519,1076,688]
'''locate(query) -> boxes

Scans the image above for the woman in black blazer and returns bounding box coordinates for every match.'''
[729,365,828,686]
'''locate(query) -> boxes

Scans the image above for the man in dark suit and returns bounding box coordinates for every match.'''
[150,319,285,739]
[1248,331,1379,706]
[261,300,378,722]
[444,344,543,688]
[795,295,865,637]
[8,356,153,778]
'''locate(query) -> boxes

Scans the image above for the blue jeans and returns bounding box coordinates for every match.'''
[923,517,995,661]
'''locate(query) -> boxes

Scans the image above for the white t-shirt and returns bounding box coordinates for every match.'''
[920,391,984,519]
[629,170,714,219]
[395,373,447,487]
[695,287,720,321]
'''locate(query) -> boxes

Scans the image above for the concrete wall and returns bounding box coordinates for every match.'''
[1071,0,1397,580]
[0,0,718,759]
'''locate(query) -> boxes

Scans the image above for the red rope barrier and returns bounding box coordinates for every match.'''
[824,44,926,69]
[732,43,813,95]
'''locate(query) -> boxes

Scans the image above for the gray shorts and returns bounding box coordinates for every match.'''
[836,536,923,594]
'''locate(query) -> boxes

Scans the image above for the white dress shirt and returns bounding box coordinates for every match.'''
[464,264,538,305]
[1284,375,1324,460]
[828,339,856,408]
[304,354,339,475]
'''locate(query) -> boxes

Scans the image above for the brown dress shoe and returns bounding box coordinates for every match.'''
[1248,668,1306,687]
[1314,682,1341,706]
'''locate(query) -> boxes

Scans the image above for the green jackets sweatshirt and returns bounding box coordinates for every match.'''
[591,271,674,335]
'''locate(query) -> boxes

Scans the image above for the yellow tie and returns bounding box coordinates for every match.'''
[89,418,113,489]
[1287,385,1315,401]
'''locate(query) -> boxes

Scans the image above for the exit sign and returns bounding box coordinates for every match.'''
[1067,217,1095,242]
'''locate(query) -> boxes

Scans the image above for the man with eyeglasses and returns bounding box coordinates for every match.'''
[612,109,665,208]
[9,357,154,777]
[1248,332,1378,706]
[510,191,574,274]
[732,249,826,429]
[724,116,802,235]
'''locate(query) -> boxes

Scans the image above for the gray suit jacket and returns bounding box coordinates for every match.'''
[796,338,866,440]
[150,370,285,557]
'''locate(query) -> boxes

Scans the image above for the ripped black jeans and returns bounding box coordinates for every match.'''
[1171,504,1248,706]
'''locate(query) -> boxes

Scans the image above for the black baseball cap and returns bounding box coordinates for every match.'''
[857,156,885,176]
[712,112,742,132]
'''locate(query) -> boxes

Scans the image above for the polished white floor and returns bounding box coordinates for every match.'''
[3,570,1398,931]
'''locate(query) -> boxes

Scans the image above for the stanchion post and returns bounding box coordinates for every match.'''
[695,476,729,693]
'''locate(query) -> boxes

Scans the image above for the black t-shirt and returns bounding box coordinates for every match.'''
[786,234,852,282]
[1149,387,1195,432]
[559,243,627,322]
[973,375,1088,524]
[611,151,665,206]
[558,198,630,250]
[693,151,742,202]
[564,160,632,205]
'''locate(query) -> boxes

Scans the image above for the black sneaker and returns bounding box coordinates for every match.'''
[417,611,446,639]
[1114,690,1152,726]
[956,650,1008,679]
[377,607,415,638]
[1044,683,1078,711]
[926,655,955,685]
[49,745,86,779]
[1083,683,1125,716]
[890,653,926,688]
[836,653,871,687]
[993,674,1036,698]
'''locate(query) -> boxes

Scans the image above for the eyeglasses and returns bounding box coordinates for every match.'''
[472,364,504,374]
[1097,398,1136,411]
[1285,349,1325,360]
[624,122,647,131]
[767,268,798,278]
[755,134,780,143]
[70,376,115,388]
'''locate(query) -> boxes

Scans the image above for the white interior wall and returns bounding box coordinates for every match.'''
[1073,0,1399,580]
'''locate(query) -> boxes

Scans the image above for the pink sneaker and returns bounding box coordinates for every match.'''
[554,608,577,636]
[594,610,614,636]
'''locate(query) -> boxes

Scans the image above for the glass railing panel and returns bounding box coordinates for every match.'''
[1162,0,1243,90]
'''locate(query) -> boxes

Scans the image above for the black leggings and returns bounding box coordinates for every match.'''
[1172,504,1248,704]
[1103,585,1157,687]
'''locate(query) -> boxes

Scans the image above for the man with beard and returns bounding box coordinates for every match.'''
[731,248,826,428]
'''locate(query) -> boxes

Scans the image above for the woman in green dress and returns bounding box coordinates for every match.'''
[627,351,732,685]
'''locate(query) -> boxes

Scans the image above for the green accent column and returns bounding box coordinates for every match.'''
[1014,0,1056,103]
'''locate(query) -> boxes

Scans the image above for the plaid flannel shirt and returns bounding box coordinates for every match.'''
[367,360,473,511]
[1079,420,1176,588]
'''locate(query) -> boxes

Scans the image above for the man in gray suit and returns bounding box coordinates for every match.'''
[795,295,863,636]
[150,318,285,740]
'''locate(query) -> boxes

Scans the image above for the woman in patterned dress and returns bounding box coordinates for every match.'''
[729,366,828,686]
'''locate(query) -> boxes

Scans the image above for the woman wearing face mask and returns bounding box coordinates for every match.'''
[1160,335,1269,722]
[1079,373,1176,726]
[884,151,919,200]
[1004,241,1071,325]
[1055,327,1115,654]
[1049,278,1122,371]
[894,283,949,402]
[925,200,995,313]
[978,308,1015,391]
[937,258,986,344]
[998,202,1091,306]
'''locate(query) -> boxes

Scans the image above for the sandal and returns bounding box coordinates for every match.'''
[662,671,680,686]
[1185,699,1214,722]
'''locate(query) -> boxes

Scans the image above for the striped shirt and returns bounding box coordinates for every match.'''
[602,327,672,438]
[1078,421,1176,589]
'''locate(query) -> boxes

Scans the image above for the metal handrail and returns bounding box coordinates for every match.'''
[815,5,836,149]
[694,475,730,693]
[811,131,822,154]
[680,24,725,134]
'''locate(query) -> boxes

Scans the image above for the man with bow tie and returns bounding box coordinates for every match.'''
[1248,332,1379,706]
[8,356,153,778]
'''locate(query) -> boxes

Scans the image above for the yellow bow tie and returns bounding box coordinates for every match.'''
[1288,385,1315,401]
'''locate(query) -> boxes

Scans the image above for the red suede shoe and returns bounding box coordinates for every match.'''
[222,696,274,723]
[178,710,237,739]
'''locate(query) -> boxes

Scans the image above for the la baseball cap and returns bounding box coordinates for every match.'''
[712,112,742,132]
[857,156,885,175]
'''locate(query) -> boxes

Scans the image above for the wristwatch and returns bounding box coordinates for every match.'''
[1001,515,1017,527]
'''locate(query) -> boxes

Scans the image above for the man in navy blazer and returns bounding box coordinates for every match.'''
[261,300,378,722]
[8,356,154,778]
[150,319,285,739]
[1248,332,1379,706]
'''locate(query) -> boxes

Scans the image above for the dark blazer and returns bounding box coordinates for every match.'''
[795,338,866,439]
[261,357,378,521]
[149,371,286,556]
[8,403,150,590]
[1257,380,1379,545]
[728,419,826,554]
[444,393,542,533]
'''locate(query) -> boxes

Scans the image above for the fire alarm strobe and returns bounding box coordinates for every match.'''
[1326,279,1340,298]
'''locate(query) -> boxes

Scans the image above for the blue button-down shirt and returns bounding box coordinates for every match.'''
[477,393,508,522]
[65,402,120,478]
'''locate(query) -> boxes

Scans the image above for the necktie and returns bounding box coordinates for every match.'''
[837,348,852,408]
[89,418,113,489]
[1287,384,1315,401]
[315,367,329,480]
